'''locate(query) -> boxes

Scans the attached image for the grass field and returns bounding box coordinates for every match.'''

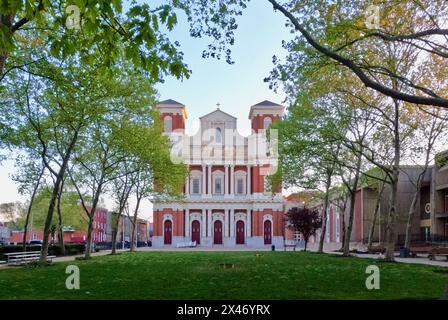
[0,251,446,300]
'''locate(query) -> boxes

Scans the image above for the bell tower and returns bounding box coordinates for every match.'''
[157,99,187,133]
[248,100,284,133]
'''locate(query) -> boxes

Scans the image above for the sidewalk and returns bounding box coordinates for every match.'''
[0,249,129,269]
[324,251,448,267]
[305,242,448,267]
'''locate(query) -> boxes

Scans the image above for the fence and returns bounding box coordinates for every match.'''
[396,234,448,245]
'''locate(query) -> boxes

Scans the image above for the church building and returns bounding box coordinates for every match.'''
[152,99,289,248]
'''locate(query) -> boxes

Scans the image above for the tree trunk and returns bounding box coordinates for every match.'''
[85,218,94,258]
[111,213,120,255]
[342,190,356,256]
[40,129,79,264]
[340,202,346,251]
[130,197,142,252]
[385,173,398,262]
[342,150,363,257]
[404,186,419,250]
[22,166,44,252]
[40,171,65,263]
[404,138,433,250]
[130,221,136,252]
[304,239,308,252]
[385,98,401,262]
[318,171,332,253]
[111,229,117,254]
[56,179,65,256]
[83,180,103,259]
[367,182,385,248]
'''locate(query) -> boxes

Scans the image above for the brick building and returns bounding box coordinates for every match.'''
[152,99,288,248]
[304,154,448,247]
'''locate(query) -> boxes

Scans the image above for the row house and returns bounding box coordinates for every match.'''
[8,207,110,245]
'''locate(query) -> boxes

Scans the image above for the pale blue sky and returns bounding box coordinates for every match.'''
[0,1,292,220]
[155,0,291,135]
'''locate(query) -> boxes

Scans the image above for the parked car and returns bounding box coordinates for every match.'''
[28,240,43,245]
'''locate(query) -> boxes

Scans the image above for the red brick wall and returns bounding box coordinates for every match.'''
[154,209,184,237]
[252,209,283,237]
[251,114,281,133]
[161,113,185,130]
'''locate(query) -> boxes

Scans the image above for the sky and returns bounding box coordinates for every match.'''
[0,1,293,222]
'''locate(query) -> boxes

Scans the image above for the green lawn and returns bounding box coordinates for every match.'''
[0,251,446,299]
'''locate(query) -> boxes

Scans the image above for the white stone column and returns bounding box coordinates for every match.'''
[247,165,251,195]
[185,175,190,195]
[230,165,235,194]
[225,165,229,194]
[185,209,190,238]
[208,165,212,195]
[247,210,251,237]
[202,165,206,196]
[207,210,212,237]
[201,209,206,237]
[230,208,235,237]
[224,209,229,237]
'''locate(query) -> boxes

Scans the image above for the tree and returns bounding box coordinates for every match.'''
[285,207,322,251]
[403,107,448,251]
[265,0,448,108]
[271,100,341,253]
[111,160,135,255]
[2,56,147,262]
[161,1,447,109]
[0,1,191,81]
[0,201,24,228]
[268,15,424,260]
[16,186,86,231]
[128,165,153,252]
[361,167,389,249]
[10,156,46,251]
[67,64,159,259]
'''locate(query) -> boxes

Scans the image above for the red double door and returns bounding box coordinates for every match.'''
[191,220,201,244]
[236,220,245,244]
[264,220,272,245]
[164,220,172,245]
[214,220,223,244]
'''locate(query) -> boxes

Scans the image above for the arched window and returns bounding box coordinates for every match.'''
[263,117,272,129]
[164,116,172,133]
[215,127,222,144]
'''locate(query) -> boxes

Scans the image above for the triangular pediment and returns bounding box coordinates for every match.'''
[200,109,237,121]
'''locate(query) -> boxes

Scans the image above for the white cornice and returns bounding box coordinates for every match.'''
[248,106,284,119]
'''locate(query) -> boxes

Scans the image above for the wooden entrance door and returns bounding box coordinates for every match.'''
[191,220,201,244]
[214,220,223,244]
[264,220,272,245]
[164,220,172,245]
[236,220,245,244]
